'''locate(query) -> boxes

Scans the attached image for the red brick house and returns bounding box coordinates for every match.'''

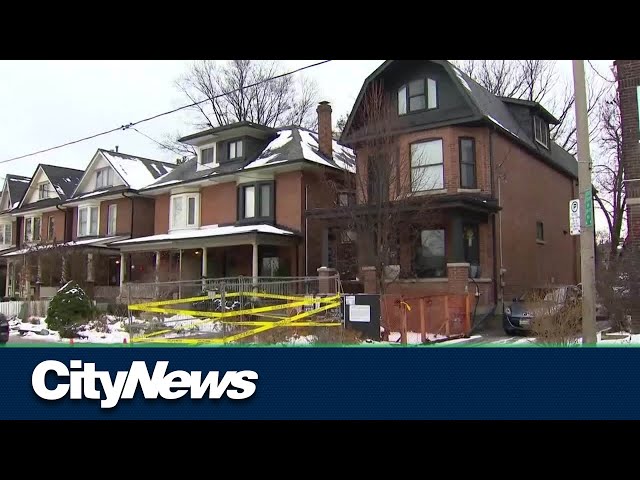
[112,104,355,295]
[315,60,580,314]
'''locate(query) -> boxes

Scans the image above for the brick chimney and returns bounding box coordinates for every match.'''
[317,101,332,158]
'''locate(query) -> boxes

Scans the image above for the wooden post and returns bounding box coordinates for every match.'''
[464,293,471,336]
[401,299,408,346]
[444,295,450,336]
[420,298,426,343]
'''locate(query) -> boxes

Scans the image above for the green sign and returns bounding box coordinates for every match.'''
[584,188,593,228]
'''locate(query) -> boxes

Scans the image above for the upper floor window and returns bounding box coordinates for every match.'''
[229,140,243,159]
[78,205,99,237]
[107,204,117,236]
[398,78,438,115]
[411,139,444,191]
[201,147,215,165]
[96,167,114,189]
[414,229,446,278]
[536,221,544,242]
[38,183,48,200]
[170,193,200,230]
[533,116,549,148]
[459,137,477,189]
[0,223,12,246]
[47,216,55,241]
[238,182,273,221]
[24,216,41,243]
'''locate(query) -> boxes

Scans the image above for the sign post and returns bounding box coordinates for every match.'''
[569,199,580,236]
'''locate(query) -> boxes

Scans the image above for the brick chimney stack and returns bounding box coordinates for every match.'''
[317,101,332,158]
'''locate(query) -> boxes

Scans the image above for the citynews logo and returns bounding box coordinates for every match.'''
[32,360,258,409]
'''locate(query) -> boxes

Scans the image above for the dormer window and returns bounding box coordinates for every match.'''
[201,147,215,165]
[229,140,243,159]
[398,78,438,115]
[38,182,48,200]
[96,167,114,188]
[534,116,549,148]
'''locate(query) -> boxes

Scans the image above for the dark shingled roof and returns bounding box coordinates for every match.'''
[6,174,30,207]
[40,164,84,199]
[97,149,176,181]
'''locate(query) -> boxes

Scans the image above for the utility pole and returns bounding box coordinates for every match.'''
[572,60,597,345]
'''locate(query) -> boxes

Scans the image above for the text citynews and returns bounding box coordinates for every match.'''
[31,360,259,409]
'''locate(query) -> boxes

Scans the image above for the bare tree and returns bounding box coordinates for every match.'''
[333,111,350,139]
[161,60,319,154]
[453,60,608,155]
[324,81,437,334]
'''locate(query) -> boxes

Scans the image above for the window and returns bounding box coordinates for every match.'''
[534,116,549,148]
[536,221,544,242]
[459,138,477,189]
[414,229,446,278]
[47,216,55,240]
[239,182,273,220]
[261,257,279,277]
[170,193,200,230]
[38,183,48,200]
[229,140,243,159]
[463,224,480,275]
[340,230,357,244]
[78,205,99,237]
[0,223,11,245]
[96,168,114,188]
[398,77,438,115]
[201,147,215,165]
[23,216,41,243]
[411,139,444,191]
[107,204,117,235]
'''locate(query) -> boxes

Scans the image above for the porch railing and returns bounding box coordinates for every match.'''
[0,300,51,319]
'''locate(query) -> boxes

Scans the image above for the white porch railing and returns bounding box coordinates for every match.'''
[0,300,51,318]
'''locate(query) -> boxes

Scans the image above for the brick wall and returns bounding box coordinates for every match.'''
[201,182,237,226]
[154,193,170,235]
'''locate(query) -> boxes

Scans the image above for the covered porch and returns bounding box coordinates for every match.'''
[114,224,301,300]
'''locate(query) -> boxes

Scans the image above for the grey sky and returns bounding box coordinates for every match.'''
[0,59,615,230]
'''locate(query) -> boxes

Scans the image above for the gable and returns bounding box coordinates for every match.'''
[74,152,126,196]
[22,167,58,206]
[0,182,11,212]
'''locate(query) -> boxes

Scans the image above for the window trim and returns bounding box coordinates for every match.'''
[398,77,439,116]
[107,204,117,236]
[77,204,100,238]
[47,215,56,241]
[200,146,216,165]
[0,222,12,246]
[228,139,244,160]
[95,167,114,189]
[23,215,43,243]
[169,193,200,231]
[237,181,275,223]
[533,116,550,149]
[458,137,477,189]
[37,182,48,200]
[410,137,445,192]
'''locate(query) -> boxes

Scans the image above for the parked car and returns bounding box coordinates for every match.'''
[503,285,581,335]
[0,314,9,344]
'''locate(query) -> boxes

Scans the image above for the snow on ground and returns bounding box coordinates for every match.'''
[387,331,449,344]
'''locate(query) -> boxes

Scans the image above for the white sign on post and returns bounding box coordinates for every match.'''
[569,199,580,236]
[349,304,371,323]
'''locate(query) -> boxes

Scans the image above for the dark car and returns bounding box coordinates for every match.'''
[503,285,581,335]
[0,313,9,344]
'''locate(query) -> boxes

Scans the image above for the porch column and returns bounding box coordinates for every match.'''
[119,253,126,295]
[201,247,208,290]
[5,260,10,297]
[34,256,42,300]
[154,251,161,284]
[448,214,465,263]
[252,240,259,286]
[61,255,67,284]
[178,249,183,299]
[86,252,95,298]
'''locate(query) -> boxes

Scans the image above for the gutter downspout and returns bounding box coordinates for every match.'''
[489,127,500,307]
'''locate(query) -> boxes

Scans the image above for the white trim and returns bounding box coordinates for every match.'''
[107,203,117,236]
[72,151,128,198]
[19,166,59,208]
[169,192,201,231]
[0,221,13,247]
[23,214,43,244]
[446,262,471,267]
[197,141,218,170]
[77,203,100,238]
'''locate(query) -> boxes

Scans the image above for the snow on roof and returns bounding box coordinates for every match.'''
[114,224,295,246]
[74,189,110,200]
[14,178,30,183]
[100,151,168,190]
[54,186,65,196]
[298,130,335,169]
[2,236,123,257]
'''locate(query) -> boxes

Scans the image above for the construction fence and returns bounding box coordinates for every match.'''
[125,276,347,345]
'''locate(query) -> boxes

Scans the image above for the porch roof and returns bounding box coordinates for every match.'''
[1,235,128,257]
[112,224,297,250]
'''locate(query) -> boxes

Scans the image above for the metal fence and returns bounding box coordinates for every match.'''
[125,276,346,345]
[0,300,51,319]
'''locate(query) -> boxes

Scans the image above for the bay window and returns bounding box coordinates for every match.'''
[170,193,200,230]
[238,181,274,221]
[459,137,477,189]
[78,205,99,237]
[411,139,444,191]
[23,216,42,243]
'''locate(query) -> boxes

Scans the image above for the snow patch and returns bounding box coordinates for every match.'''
[101,151,165,190]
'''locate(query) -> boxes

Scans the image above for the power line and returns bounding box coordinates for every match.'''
[0,60,332,165]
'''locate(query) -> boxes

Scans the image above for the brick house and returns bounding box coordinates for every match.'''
[0,174,30,297]
[314,60,580,313]
[112,105,355,296]
[1,150,176,300]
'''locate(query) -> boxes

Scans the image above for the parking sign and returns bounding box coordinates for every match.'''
[569,199,580,235]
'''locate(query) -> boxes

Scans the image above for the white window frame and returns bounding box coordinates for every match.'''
[410,139,445,192]
[96,167,114,189]
[47,215,55,241]
[533,116,549,148]
[398,77,438,115]
[0,222,12,246]
[107,204,117,236]
[229,140,243,159]
[38,182,49,200]
[77,204,100,237]
[199,143,217,167]
[23,215,43,243]
[169,193,200,231]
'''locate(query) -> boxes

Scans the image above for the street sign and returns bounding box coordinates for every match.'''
[569,199,580,235]
[584,188,594,228]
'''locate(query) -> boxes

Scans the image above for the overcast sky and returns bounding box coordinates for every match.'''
[0,59,615,229]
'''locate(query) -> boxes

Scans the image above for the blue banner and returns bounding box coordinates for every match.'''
[1,346,640,420]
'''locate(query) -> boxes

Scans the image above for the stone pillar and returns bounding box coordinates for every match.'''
[317,266,337,294]
[201,247,208,278]
[447,262,470,295]
[361,266,378,293]
[448,215,465,263]
[154,250,161,284]
[252,241,259,285]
